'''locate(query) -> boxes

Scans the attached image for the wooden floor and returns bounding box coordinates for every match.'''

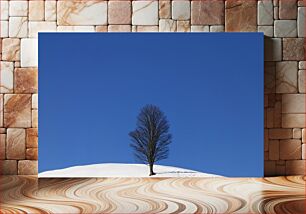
[0,176,305,213]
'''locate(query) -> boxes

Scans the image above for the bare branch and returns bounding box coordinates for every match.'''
[129,105,172,175]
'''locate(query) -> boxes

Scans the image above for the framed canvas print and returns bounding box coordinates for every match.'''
[39,33,264,177]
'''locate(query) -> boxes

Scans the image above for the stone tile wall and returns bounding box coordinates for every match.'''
[0,0,305,176]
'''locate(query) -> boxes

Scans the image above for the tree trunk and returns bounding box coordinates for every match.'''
[149,164,155,176]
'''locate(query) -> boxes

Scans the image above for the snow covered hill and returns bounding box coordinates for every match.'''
[39,163,221,178]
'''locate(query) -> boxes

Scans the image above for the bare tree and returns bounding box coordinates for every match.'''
[129,104,172,176]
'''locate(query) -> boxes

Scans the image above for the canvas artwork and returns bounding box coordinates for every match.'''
[39,33,264,177]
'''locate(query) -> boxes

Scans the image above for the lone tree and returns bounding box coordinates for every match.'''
[129,104,172,176]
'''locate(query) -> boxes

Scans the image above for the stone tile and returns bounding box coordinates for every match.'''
[265,129,269,151]
[57,1,107,25]
[274,20,297,37]
[130,25,135,32]
[293,128,302,139]
[0,1,9,20]
[264,62,276,93]
[0,94,3,127]
[258,0,273,25]
[283,38,305,61]
[298,7,305,37]
[0,21,8,37]
[286,160,305,175]
[264,38,282,62]
[274,7,279,19]
[159,1,171,19]
[29,1,44,21]
[32,110,38,128]
[57,26,95,32]
[21,38,38,67]
[279,0,297,19]
[192,0,224,25]
[4,94,31,128]
[9,1,28,17]
[274,100,282,128]
[264,160,276,176]
[303,129,306,143]
[282,114,305,128]
[264,108,267,127]
[282,94,305,114]
[299,61,306,69]
[32,94,38,109]
[136,26,158,32]
[273,103,281,127]
[177,21,190,32]
[277,160,286,166]
[298,0,305,6]
[274,106,282,128]
[267,108,274,128]
[225,0,257,32]
[269,140,279,160]
[269,128,292,139]
[132,1,158,25]
[130,25,136,32]
[280,139,302,160]
[14,68,38,93]
[172,1,190,20]
[276,61,298,93]
[275,164,285,175]
[95,26,108,32]
[303,144,306,159]
[26,148,38,160]
[14,61,20,68]
[9,17,28,38]
[159,19,177,32]
[0,134,5,159]
[0,160,17,175]
[2,38,20,61]
[258,26,273,37]
[108,1,131,24]
[0,128,6,134]
[0,61,14,93]
[268,93,276,107]
[18,160,38,175]
[264,94,269,107]
[210,25,224,32]
[6,128,25,159]
[29,21,57,38]
[45,1,57,21]
[265,151,269,160]
[275,89,282,101]
[26,128,38,148]
[108,25,131,32]
[191,25,209,32]
[298,70,305,93]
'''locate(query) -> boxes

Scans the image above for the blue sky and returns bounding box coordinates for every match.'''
[39,33,264,177]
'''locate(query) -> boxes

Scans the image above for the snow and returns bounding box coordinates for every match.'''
[39,163,221,178]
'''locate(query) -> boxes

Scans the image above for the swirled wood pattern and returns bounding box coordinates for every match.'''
[0,176,305,213]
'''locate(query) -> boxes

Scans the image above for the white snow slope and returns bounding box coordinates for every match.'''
[39,163,221,178]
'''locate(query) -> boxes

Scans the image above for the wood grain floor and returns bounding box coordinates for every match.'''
[0,176,305,213]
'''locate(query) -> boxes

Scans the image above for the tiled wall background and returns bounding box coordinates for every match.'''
[0,0,305,176]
